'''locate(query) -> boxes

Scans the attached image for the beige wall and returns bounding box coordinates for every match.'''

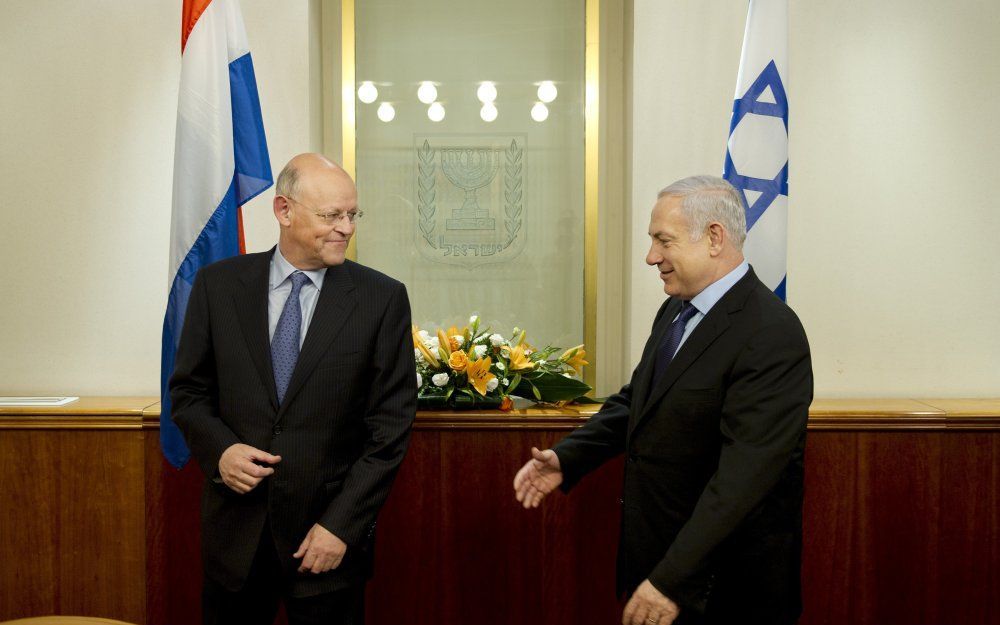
[630,0,1000,396]
[2,0,997,397]
[0,0,319,395]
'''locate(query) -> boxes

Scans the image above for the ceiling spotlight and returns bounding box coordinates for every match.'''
[530,102,549,122]
[537,80,557,103]
[476,81,497,104]
[428,102,446,122]
[417,81,438,104]
[480,103,498,122]
[377,102,395,122]
[358,81,378,104]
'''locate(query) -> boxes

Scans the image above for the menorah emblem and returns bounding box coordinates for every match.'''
[441,147,499,230]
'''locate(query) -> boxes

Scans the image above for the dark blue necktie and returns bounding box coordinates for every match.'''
[653,301,699,382]
[271,271,309,404]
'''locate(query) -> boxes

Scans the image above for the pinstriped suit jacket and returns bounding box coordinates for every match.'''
[170,249,416,596]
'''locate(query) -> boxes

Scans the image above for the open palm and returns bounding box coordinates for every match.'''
[513,447,564,508]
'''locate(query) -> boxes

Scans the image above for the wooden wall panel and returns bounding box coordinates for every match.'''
[0,430,146,623]
[3,399,999,625]
[367,430,622,625]
[800,431,1000,625]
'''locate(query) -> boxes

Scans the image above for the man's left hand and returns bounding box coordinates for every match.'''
[293,524,347,574]
[622,580,680,625]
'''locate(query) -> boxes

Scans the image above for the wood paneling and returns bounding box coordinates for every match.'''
[801,431,1000,625]
[2,398,998,625]
[0,429,146,623]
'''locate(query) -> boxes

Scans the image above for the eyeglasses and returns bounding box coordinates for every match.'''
[282,195,364,225]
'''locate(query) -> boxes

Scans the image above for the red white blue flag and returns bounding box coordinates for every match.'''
[724,0,788,300]
[161,0,272,468]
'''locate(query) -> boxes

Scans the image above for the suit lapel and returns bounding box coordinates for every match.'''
[275,261,358,421]
[632,267,759,433]
[234,250,279,411]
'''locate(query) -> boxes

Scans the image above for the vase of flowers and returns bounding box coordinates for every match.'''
[413,315,591,411]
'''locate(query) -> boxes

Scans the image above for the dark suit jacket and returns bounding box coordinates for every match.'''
[169,250,416,597]
[554,267,812,625]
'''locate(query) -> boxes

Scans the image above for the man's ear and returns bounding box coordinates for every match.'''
[273,196,291,226]
[707,222,726,256]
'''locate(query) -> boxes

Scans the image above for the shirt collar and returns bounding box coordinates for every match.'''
[270,245,327,291]
[689,260,749,316]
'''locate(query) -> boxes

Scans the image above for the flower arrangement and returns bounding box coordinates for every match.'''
[413,315,591,410]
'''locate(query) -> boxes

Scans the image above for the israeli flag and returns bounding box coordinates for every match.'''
[724,0,788,300]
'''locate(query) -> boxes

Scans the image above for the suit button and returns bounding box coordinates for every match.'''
[272,425,282,435]
[627,453,639,464]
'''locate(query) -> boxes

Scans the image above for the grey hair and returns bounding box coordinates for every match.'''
[275,162,300,198]
[657,175,747,250]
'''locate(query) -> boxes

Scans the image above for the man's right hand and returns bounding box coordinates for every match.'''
[513,447,563,508]
[218,444,281,494]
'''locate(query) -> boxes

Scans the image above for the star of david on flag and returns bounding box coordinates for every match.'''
[724,0,788,300]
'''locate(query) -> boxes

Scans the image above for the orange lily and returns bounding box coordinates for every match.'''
[508,344,535,371]
[559,344,589,375]
[466,356,496,396]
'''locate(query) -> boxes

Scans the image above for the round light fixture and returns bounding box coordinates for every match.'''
[417,81,438,104]
[530,102,549,122]
[476,81,497,104]
[428,102,446,122]
[358,81,378,104]
[537,80,557,103]
[377,102,395,122]
[480,103,498,122]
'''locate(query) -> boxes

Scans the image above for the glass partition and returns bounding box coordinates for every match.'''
[352,0,586,349]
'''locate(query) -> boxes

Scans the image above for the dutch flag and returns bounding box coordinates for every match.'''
[160,0,272,468]
[724,0,789,300]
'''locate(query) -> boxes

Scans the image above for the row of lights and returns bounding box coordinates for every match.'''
[358,80,558,123]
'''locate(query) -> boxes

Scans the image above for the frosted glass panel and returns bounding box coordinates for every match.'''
[354,0,585,348]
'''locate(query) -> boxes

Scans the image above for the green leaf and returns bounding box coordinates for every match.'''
[511,371,592,402]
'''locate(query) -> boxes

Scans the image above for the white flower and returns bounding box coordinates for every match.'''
[451,335,465,347]
[489,333,505,347]
[469,315,479,325]
[524,348,533,356]
[473,344,488,359]
[416,372,423,387]
[502,377,510,386]
[432,373,450,387]
[425,337,440,350]
[418,330,430,341]
[486,378,499,392]
[496,361,506,371]
[414,348,425,363]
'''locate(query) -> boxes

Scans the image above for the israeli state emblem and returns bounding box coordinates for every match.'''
[414,135,526,267]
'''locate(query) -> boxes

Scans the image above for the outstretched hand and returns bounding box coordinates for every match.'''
[513,447,563,508]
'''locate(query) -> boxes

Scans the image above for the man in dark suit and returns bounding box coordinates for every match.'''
[514,175,812,625]
[170,153,416,625]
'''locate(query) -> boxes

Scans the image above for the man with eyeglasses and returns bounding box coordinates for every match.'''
[171,153,416,625]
